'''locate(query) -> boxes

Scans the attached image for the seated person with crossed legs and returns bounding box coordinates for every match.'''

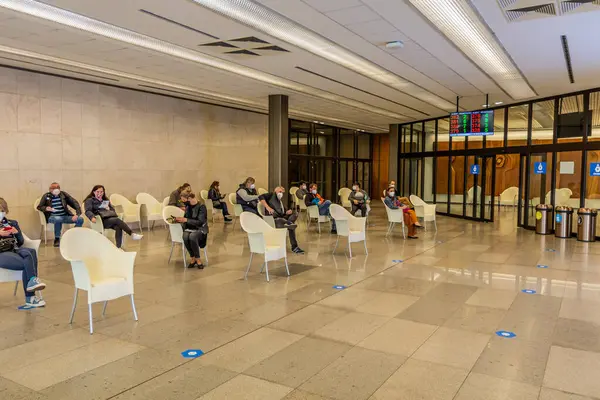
[304,183,337,234]
[384,186,422,239]
[260,187,305,254]
[349,182,370,217]
[176,193,208,269]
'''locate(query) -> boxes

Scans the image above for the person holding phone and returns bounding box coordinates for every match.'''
[175,193,208,269]
[84,185,143,248]
[0,197,46,308]
[208,181,232,223]
[259,187,305,254]
[169,183,192,210]
[37,182,84,247]
[384,187,421,239]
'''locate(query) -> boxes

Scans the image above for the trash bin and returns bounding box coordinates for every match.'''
[555,206,573,239]
[577,208,597,242]
[535,204,553,235]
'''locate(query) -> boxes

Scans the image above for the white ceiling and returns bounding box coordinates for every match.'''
[0,0,597,132]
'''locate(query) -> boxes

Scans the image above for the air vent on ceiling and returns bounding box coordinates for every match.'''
[200,38,289,57]
[255,45,289,52]
[505,3,557,21]
[226,49,259,56]
[560,0,600,14]
[139,9,219,39]
[201,41,238,48]
[561,35,575,83]
[231,36,269,44]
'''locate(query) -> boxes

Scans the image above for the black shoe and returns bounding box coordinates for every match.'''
[224,218,233,223]
[286,222,298,230]
[187,262,196,268]
[53,238,60,247]
[196,262,205,270]
[292,247,305,254]
[331,229,337,234]
[408,236,419,239]
[415,224,424,229]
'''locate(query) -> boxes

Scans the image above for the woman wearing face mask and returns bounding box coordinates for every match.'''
[208,181,232,223]
[304,183,337,234]
[295,181,308,201]
[384,187,421,239]
[175,193,208,269]
[0,197,46,308]
[349,182,370,217]
[169,183,192,210]
[236,177,260,215]
[84,185,143,248]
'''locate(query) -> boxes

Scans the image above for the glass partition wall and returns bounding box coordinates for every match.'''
[289,121,373,202]
[396,87,600,235]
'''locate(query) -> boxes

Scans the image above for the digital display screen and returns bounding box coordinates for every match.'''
[450,110,494,137]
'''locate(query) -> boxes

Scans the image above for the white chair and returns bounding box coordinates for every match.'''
[162,206,208,267]
[109,194,142,233]
[289,187,299,210]
[258,188,268,195]
[257,203,276,228]
[382,198,406,239]
[329,204,367,258]
[229,193,244,230]
[240,212,289,282]
[382,189,387,197]
[135,193,163,232]
[307,204,331,234]
[298,194,308,220]
[33,198,53,245]
[0,233,40,296]
[162,197,169,208]
[200,190,219,223]
[338,188,352,209]
[82,200,118,244]
[410,194,437,231]
[499,187,518,208]
[467,185,482,204]
[60,228,138,335]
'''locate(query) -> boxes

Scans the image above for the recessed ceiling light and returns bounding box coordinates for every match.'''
[313,120,319,123]
[0,0,409,121]
[495,101,503,105]
[406,0,536,100]
[190,0,455,111]
[385,41,404,49]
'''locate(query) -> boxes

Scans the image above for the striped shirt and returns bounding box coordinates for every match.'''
[51,196,67,216]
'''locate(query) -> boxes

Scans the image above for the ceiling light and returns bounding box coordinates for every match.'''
[313,120,319,123]
[406,0,536,100]
[482,104,489,107]
[0,0,409,121]
[495,101,503,105]
[0,44,387,132]
[385,41,404,49]
[190,0,456,111]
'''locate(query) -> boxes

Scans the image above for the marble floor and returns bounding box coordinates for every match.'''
[1,206,600,400]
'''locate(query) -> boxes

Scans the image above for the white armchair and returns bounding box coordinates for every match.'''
[338,188,352,209]
[59,228,138,334]
[0,233,40,296]
[162,197,170,208]
[135,193,163,231]
[258,187,268,195]
[82,200,118,244]
[200,190,218,223]
[109,194,142,233]
[240,212,289,282]
[307,204,331,234]
[33,199,53,245]
[329,204,367,257]
[467,185,482,204]
[162,206,207,268]
[410,195,437,231]
[257,203,276,228]
[298,194,308,220]
[228,193,244,230]
[499,187,518,208]
[382,198,406,239]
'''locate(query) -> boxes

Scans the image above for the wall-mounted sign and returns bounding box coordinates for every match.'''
[534,162,546,175]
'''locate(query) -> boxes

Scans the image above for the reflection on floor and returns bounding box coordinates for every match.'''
[1,206,600,399]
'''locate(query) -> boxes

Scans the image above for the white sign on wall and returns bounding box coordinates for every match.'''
[559,161,575,175]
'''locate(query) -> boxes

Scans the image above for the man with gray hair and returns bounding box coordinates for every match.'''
[37,182,83,247]
[259,186,305,254]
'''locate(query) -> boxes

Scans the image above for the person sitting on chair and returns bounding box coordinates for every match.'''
[84,185,143,248]
[0,197,46,308]
[304,183,336,233]
[349,182,370,217]
[295,181,308,201]
[176,193,208,269]
[169,183,192,210]
[208,181,232,223]
[384,187,421,239]
[236,177,260,215]
[37,182,84,247]
[260,187,305,254]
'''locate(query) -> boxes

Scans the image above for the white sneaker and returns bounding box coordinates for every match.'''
[131,233,143,241]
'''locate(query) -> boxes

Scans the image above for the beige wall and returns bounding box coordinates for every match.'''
[0,66,268,238]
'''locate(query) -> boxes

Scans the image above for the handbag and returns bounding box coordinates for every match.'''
[0,237,17,253]
[98,209,118,219]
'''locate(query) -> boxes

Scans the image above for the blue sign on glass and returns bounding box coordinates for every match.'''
[590,163,600,177]
[470,165,480,175]
[534,162,546,175]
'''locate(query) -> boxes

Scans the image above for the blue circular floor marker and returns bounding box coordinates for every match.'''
[537,264,549,269]
[522,289,536,294]
[545,248,556,252]
[392,259,403,263]
[332,285,346,290]
[496,330,516,338]
[181,349,204,358]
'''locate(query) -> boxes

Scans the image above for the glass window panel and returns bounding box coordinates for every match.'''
[585,151,600,233]
[487,107,505,148]
[357,133,370,158]
[557,94,585,144]
[424,120,435,151]
[340,129,354,158]
[436,118,449,152]
[507,104,529,146]
[435,156,450,213]
[290,120,311,155]
[312,126,335,157]
[590,91,600,142]
[532,100,554,144]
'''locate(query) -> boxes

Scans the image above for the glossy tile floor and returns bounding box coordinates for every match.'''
[1,206,600,399]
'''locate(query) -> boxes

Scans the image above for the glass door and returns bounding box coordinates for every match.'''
[466,155,495,221]
[526,153,553,229]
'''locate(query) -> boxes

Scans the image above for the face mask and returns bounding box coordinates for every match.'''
[250,184,255,190]
[52,189,60,196]
[389,192,395,198]
[311,190,317,195]
[301,185,306,190]
[352,186,358,191]
[0,212,5,220]
[277,192,283,200]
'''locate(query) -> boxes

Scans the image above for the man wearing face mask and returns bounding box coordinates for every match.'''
[236,177,260,215]
[349,182,370,217]
[260,187,305,254]
[295,181,308,201]
[37,182,84,247]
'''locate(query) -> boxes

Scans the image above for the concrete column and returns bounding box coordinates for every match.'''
[268,95,289,196]
[389,124,399,183]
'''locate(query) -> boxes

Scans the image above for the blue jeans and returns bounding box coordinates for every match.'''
[214,201,230,216]
[317,200,336,229]
[0,248,38,297]
[48,215,84,238]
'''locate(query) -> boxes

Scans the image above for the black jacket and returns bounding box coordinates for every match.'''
[1,219,24,247]
[236,185,259,209]
[37,191,81,222]
[184,203,209,234]
[208,188,225,206]
[84,197,117,220]
[259,192,287,218]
